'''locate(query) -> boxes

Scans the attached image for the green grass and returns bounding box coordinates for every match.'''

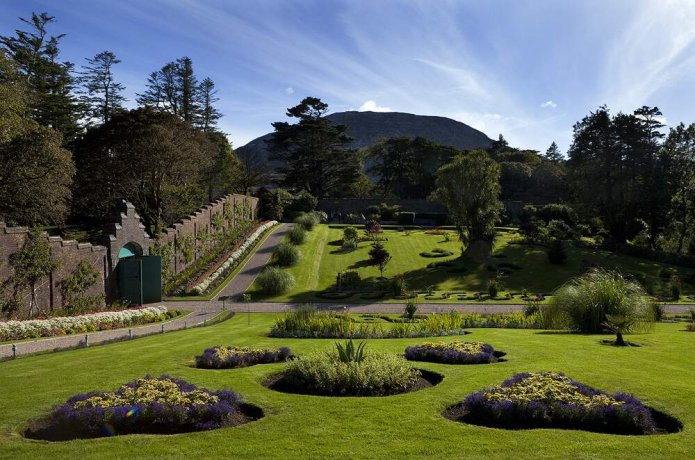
[0,314,692,459]
[246,225,695,303]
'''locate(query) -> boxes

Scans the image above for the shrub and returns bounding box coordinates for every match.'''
[405,341,499,364]
[335,339,366,363]
[294,213,318,231]
[404,300,418,320]
[541,270,655,334]
[397,212,415,225]
[547,239,567,264]
[287,226,306,245]
[281,350,419,396]
[420,248,454,257]
[670,275,681,300]
[257,267,295,295]
[391,274,408,296]
[196,346,293,369]
[686,323,695,332]
[273,242,300,267]
[26,376,255,440]
[487,279,499,298]
[337,271,361,290]
[546,219,573,240]
[343,226,358,241]
[456,372,659,435]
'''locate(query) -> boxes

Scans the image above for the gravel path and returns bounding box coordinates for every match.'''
[215,223,292,301]
[0,307,223,360]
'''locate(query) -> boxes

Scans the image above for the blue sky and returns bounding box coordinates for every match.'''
[2,0,694,153]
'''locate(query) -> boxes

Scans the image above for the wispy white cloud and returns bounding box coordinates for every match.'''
[358,100,392,112]
[541,100,557,108]
[285,87,295,95]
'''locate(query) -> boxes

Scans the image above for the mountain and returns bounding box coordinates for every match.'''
[236,110,494,179]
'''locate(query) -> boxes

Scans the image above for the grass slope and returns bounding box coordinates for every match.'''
[0,315,692,459]
[247,225,695,303]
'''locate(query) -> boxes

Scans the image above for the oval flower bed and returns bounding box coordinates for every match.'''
[444,372,682,435]
[195,346,293,369]
[24,375,263,441]
[188,220,278,295]
[0,306,176,342]
[405,341,505,364]
[265,350,442,397]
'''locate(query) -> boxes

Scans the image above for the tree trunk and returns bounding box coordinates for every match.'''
[615,331,627,346]
[463,239,493,264]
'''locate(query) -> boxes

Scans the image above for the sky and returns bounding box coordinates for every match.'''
[2,0,695,153]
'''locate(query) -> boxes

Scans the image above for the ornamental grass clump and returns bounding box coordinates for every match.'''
[195,346,293,369]
[405,341,499,364]
[257,267,295,295]
[273,242,300,267]
[280,344,419,396]
[25,376,259,440]
[542,269,655,336]
[287,226,306,245]
[454,372,660,435]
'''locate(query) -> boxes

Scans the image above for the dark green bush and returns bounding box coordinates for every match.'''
[287,226,306,245]
[274,242,300,267]
[397,212,415,225]
[257,267,295,295]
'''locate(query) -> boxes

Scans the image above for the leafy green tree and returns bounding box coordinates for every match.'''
[72,108,214,233]
[662,123,695,253]
[368,243,391,279]
[7,229,58,317]
[431,150,501,262]
[204,131,244,200]
[0,50,74,225]
[77,50,126,125]
[1,12,82,142]
[269,97,360,197]
[366,136,459,199]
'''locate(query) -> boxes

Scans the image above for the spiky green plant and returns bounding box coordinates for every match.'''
[335,339,367,363]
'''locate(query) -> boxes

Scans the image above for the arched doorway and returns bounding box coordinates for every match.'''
[116,241,161,305]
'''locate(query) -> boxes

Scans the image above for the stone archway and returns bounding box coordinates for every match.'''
[118,242,144,260]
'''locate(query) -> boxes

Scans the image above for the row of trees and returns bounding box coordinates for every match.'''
[0,12,242,234]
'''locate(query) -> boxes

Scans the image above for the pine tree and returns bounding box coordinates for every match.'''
[0,12,82,142]
[544,141,563,162]
[196,77,222,132]
[77,50,126,125]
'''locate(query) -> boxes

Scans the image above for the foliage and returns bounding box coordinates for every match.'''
[195,346,292,369]
[7,229,59,317]
[28,376,247,439]
[432,150,501,260]
[335,339,366,363]
[364,220,382,240]
[0,306,174,341]
[404,300,418,320]
[281,350,419,396]
[270,308,468,338]
[368,243,391,278]
[273,242,300,267]
[398,212,416,225]
[58,261,99,308]
[547,239,567,264]
[287,225,307,245]
[336,271,361,291]
[458,372,659,434]
[542,270,655,333]
[391,274,408,296]
[77,51,126,125]
[72,108,216,233]
[149,241,174,283]
[269,97,360,198]
[487,279,499,298]
[256,267,295,295]
[405,341,498,364]
[294,213,318,231]
[419,248,454,257]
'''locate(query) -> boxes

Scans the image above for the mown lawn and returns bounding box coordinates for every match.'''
[246,225,695,303]
[0,314,692,459]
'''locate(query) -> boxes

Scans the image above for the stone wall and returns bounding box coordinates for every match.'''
[318,199,446,216]
[0,223,107,316]
[0,193,259,317]
[155,194,258,277]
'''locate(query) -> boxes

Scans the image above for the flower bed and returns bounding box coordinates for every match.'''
[24,375,262,441]
[270,309,469,339]
[419,248,454,258]
[405,341,503,364]
[195,346,293,369]
[188,221,278,295]
[445,372,680,435]
[266,351,442,397]
[0,306,176,342]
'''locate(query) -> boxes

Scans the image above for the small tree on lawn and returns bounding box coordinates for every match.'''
[364,220,382,242]
[369,243,391,279]
[8,229,58,317]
